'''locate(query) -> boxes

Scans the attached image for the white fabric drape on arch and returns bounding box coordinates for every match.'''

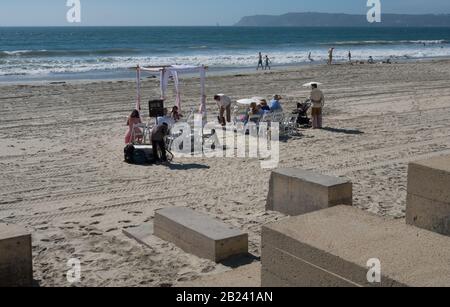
[137,65,207,116]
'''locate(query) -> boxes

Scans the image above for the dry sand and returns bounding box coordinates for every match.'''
[1,59,450,287]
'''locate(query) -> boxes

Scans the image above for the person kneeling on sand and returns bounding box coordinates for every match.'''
[214,94,232,126]
[151,122,169,163]
[310,84,325,129]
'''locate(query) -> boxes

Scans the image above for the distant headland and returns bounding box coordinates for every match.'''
[234,12,450,27]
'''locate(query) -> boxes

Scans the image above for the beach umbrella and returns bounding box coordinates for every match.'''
[251,96,265,101]
[302,82,323,87]
[237,97,262,105]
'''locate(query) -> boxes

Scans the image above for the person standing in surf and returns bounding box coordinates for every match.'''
[264,55,271,70]
[257,52,264,70]
[328,48,335,65]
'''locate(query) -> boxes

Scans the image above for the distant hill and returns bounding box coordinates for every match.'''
[234,12,450,27]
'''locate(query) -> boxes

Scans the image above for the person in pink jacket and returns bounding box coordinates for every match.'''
[125,109,143,144]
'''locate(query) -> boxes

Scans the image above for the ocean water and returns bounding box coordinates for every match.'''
[1,26,450,81]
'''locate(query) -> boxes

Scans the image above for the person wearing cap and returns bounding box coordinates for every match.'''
[309,83,325,129]
[269,95,284,113]
[213,94,232,126]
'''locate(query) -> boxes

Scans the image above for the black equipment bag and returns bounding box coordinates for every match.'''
[124,144,135,164]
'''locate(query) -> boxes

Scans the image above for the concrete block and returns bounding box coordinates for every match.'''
[262,245,360,287]
[406,194,450,236]
[0,224,33,287]
[179,263,261,287]
[261,269,292,287]
[406,155,450,235]
[266,168,352,216]
[407,155,450,204]
[154,207,248,262]
[123,223,154,248]
[261,206,450,287]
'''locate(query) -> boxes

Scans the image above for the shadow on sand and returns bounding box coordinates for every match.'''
[321,127,364,135]
[220,254,260,269]
[167,163,210,171]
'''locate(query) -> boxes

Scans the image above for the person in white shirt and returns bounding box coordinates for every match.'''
[157,108,175,128]
[309,84,325,129]
[214,94,232,126]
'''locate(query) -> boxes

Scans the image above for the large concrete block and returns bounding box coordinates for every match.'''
[406,155,450,236]
[266,168,352,216]
[262,206,450,287]
[154,207,248,262]
[0,224,33,287]
[407,194,450,236]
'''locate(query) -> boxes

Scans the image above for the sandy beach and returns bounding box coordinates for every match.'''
[1,59,450,287]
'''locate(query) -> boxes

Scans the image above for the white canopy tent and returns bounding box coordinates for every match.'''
[132,64,208,117]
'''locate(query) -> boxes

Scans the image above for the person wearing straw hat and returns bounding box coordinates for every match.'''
[309,83,325,129]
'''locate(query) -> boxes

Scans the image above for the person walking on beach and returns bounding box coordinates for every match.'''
[308,52,314,62]
[257,52,264,70]
[214,94,232,126]
[264,55,271,70]
[328,48,335,65]
[309,83,325,129]
[348,51,352,63]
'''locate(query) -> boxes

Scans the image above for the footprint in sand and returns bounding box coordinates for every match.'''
[105,228,118,233]
[89,231,103,236]
[64,221,80,225]
[90,221,100,226]
[128,211,143,215]
[91,213,104,218]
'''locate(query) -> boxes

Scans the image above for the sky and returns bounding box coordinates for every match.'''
[1,0,450,26]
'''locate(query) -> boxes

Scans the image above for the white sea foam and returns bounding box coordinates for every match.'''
[1,46,450,77]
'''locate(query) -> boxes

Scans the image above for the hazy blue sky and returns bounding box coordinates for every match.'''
[1,0,450,26]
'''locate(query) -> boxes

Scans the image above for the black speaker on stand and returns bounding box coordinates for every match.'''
[149,99,165,118]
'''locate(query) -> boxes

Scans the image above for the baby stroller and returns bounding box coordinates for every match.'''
[293,100,312,128]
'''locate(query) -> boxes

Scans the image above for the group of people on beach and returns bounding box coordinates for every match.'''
[214,94,284,127]
[125,80,326,164]
[259,48,384,69]
[309,48,380,65]
[213,84,324,130]
[125,105,183,163]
